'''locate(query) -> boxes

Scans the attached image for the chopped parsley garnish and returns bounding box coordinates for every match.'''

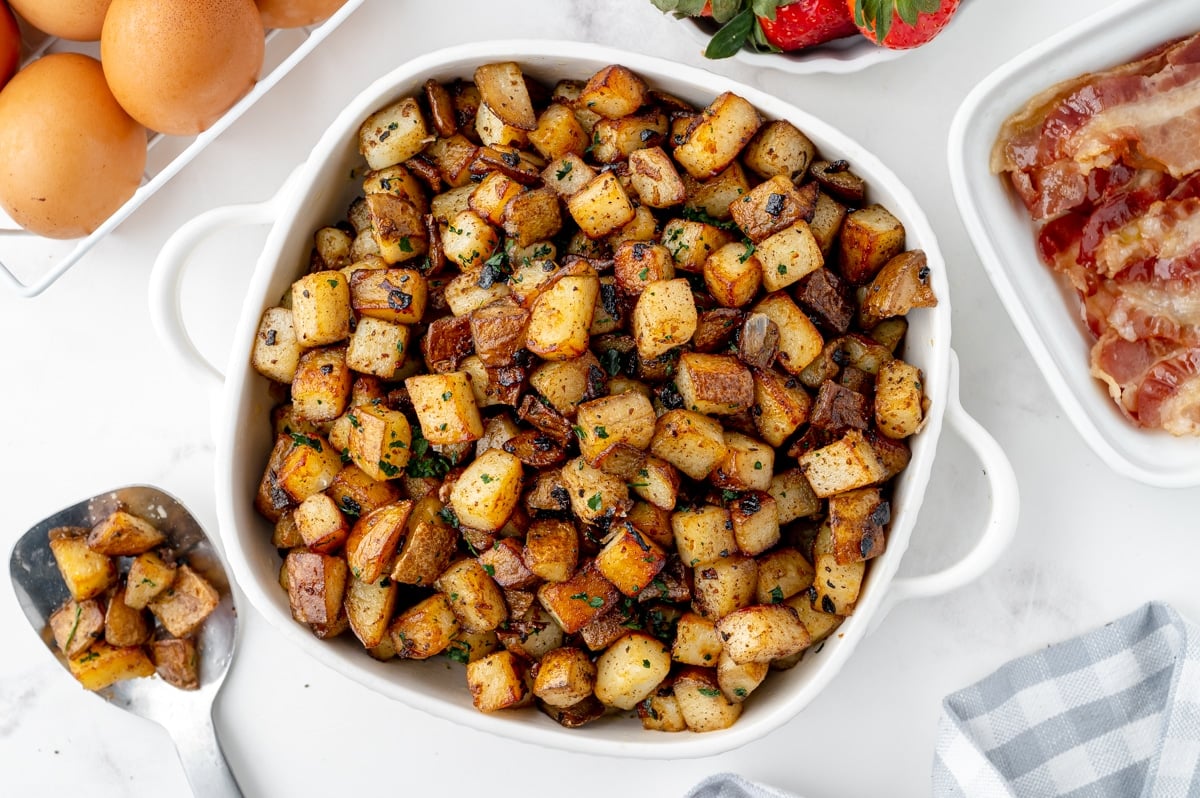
[593,426,609,439]
[697,686,721,697]
[482,563,496,577]
[377,460,400,478]
[587,492,602,511]
[769,585,785,604]
[480,473,494,484]
[556,160,573,180]
[398,237,413,253]
[289,432,322,451]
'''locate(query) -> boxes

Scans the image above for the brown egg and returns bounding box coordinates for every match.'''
[8,0,112,41]
[101,0,264,136]
[257,0,346,29]
[0,53,146,239]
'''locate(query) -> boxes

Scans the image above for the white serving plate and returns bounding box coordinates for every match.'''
[0,0,364,298]
[679,16,905,74]
[948,0,1200,488]
[150,40,1017,758]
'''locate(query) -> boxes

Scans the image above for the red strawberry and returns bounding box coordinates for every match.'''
[848,0,960,49]
[759,0,858,52]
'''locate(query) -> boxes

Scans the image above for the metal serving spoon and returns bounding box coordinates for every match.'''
[9,485,242,797]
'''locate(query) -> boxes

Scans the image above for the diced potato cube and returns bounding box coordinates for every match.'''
[683,162,751,221]
[391,511,458,587]
[703,242,761,308]
[673,92,762,179]
[474,61,536,130]
[810,191,847,256]
[839,204,906,285]
[533,646,597,707]
[529,354,603,415]
[560,457,631,523]
[753,292,824,375]
[673,667,742,732]
[327,464,402,518]
[291,271,351,347]
[537,564,619,634]
[829,487,888,564]
[478,538,539,589]
[594,632,672,710]
[437,558,508,633]
[151,637,199,690]
[675,353,754,416]
[359,96,430,171]
[350,267,427,325]
[692,555,758,620]
[252,307,301,383]
[345,575,399,649]
[285,550,347,625]
[124,552,176,609]
[671,505,735,568]
[470,171,524,226]
[467,650,528,712]
[716,604,811,664]
[632,278,698,359]
[728,175,811,243]
[769,468,821,523]
[446,628,502,664]
[542,152,597,197]
[291,347,352,422]
[277,434,343,502]
[294,493,350,554]
[574,391,656,465]
[717,648,768,703]
[49,534,116,602]
[613,241,674,295]
[798,429,889,497]
[757,221,823,292]
[449,448,524,532]
[366,194,428,265]
[756,547,815,605]
[711,431,773,492]
[595,524,666,597]
[346,500,413,583]
[661,219,735,273]
[577,65,648,119]
[729,491,779,556]
[524,519,579,583]
[638,688,688,732]
[442,209,500,271]
[104,585,150,648]
[742,120,816,180]
[812,523,866,615]
[526,274,599,361]
[567,172,635,239]
[754,369,812,447]
[148,564,220,638]
[785,590,844,642]
[672,612,722,666]
[50,598,105,658]
[650,409,727,480]
[86,510,164,557]
[391,593,460,659]
[530,103,590,159]
[406,371,484,446]
[346,404,412,482]
[68,641,155,691]
[875,358,925,439]
[503,187,562,248]
[628,146,686,208]
[630,456,680,512]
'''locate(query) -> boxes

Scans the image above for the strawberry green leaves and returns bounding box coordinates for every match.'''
[851,0,940,44]
[705,8,756,58]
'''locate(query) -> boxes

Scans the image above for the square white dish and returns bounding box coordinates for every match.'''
[948,0,1200,487]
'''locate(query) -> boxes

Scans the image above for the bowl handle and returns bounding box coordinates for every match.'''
[882,349,1020,612]
[148,169,298,390]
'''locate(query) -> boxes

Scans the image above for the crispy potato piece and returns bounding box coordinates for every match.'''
[49,534,116,602]
[150,637,200,690]
[703,242,761,309]
[85,510,165,557]
[574,391,656,465]
[717,648,768,703]
[278,434,343,503]
[577,64,648,119]
[467,650,528,712]
[537,564,620,634]
[673,92,762,179]
[756,547,815,605]
[673,666,742,732]
[769,468,821,523]
[596,524,666,597]
[711,431,773,492]
[632,278,698,360]
[812,523,865,615]
[561,457,631,523]
[753,292,824,376]
[742,120,816,180]
[294,493,350,554]
[407,371,484,446]
[346,500,413,583]
[828,487,888,564]
[359,96,430,171]
[839,204,906,285]
[875,358,925,439]
[675,353,754,416]
[530,103,590,159]
[105,585,150,647]
[692,555,758,620]
[661,218,734,273]
[629,146,686,208]
[524,519,579,583]
[650,409,727,481]
[449,449,524,532]
[285,551,347,626]
[50,598,105,658]
[391,593,460,659]
[567,172,636,239]
[526,273,599,360]
[475,62,537,131]
[859,249,937,327]
[594,632,672,710]
[437,558,507,633]
[638,687,688,732]
[252,307,301,384]
[798,429,889,498]
[124,552,177,609]
[148,564,220,639]
[717,604,811,664]
[68,641,155,691]
[757,221,823,293]
[672,612,722,666]
[671,505,735,568]
[533,646,597,707]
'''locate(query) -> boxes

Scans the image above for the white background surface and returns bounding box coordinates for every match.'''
[2,0,1194,796]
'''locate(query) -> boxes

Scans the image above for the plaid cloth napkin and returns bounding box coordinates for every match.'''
[687,602,1200,798]
[933,601,1200,797]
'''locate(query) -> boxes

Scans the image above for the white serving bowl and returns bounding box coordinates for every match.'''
[679,16,905,75]
[151,40,1017,758]
[949,0,1200,487]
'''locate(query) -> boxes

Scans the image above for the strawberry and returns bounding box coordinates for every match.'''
[652,0,856,58]
[759,0,858,52]
[847,0,960,49]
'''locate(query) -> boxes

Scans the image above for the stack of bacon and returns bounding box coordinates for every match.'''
[992,32,1200,435]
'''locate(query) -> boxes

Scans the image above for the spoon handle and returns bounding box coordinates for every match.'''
[167,703,243,798]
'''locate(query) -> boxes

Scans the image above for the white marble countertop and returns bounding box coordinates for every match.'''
[3,0,1196,795]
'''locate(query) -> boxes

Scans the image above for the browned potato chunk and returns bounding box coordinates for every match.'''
[839,204,906,285]
[291,347,352,423]
[437,558,507,633]
[717,604,811,664]
[594,632,672,710]
[628,146,686,208]
[391,505,458,587]
[49,534,116,602]
[537,564,620,634]
[326,464,402,519]
[148,564,220,639]
[359,96,430,171]
[595,524,666,597]
[449,449,524,532]
[346,500,413,583]
[50,598,105,658]
[673,666,742,732]
[346,403,413,482]
[151,637,199,690]
[542,152,597,197]
[68,641,155,691]
[711,431,773,492]
[574,391,656,465]
[124,552,176,609]
[391,593,460,659]
[756,547,815,605]
[671,505,735,569]
[467,650,528,712]
[85,510,164,557]
[614,241,675,295]
[350,267,428,325]
[674,92,762,180]
[530,103,590,159]
[798,429,889,497]
[407,372,484,446]
[812,522,865,615]
[526,273,599,360]
[703,242,761,309]
[692,555,758,620]
[859,249,937,327]
[683,162,751,221]
[742,120,815,180]
[717,649,768,703]
[729,175,811,243]
[475,62,537,131]
[524,519,579,583]
[661,219,734,273]
[278,434,343,502]
[251,307,301,384]
[769,468,821,522]
[291,270,351,347]
[577,65,648,119]
[105,584,150,647]
[753,292,824,376]
[672,612,722,666]
[285,550,347,626]
[650,409,727,480]
[294,493,350,554]
[504,187,563,248]
[533,646,597,707]
[675,353,754,416]
[345,575,399,649]
[875,358,925,439]
[567,172,636,239]
[638,687,688,732]
[757,221,824,293]
[632,278,698,359]
[829,487,888,564]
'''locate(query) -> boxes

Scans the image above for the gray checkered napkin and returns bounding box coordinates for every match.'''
[687,602,1199,798]
[934,601,1200,797]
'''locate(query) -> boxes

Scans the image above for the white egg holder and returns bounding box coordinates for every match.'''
[0,0,365,298]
